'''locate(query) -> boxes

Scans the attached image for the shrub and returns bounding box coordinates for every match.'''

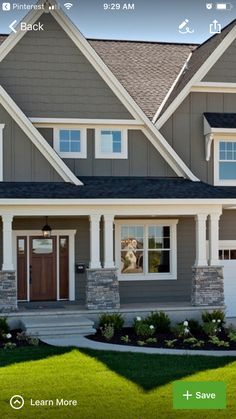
[202,310,225,324]
[173,321,191,338]
[133,319,155,338]
[145,311,171,333]
[0,317,9,338]
[100,324,115,341]
[3,342,16,350]
[146,337,157,344]
[228,331,236,343]
[164,339,177,348]
[187,319,203,336]
[202,321,219,337]
[120,335,130,344]
[16,331,39,346]
[99,313,124,332]
[208,336,229,348]
[183,337,204,348]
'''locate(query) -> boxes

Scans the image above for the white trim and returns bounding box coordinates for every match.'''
[89,215,101,269]
[53,127,87,159]
[209,213,220,266]
[0,124,5,181]
[115,219,178,281]
[13,229,76,302]
[194,214,207,267]
[152,52,193,123]
[192,82,236,93]
[219,240,236,249]
[95,128,128,159]
[214,137,236,186]
[30,118,144,127]
[156,24,236,129]
[0,1,198,180]
[104,214,115,269]
[2,213,14,271]
[0,86,82,185]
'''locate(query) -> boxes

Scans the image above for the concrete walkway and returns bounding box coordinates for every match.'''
[42,335,236,357]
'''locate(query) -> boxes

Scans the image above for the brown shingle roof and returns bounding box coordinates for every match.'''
[89,39,196,120]
[159,19,236,119]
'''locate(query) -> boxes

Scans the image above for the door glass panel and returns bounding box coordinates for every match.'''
[60,237,68,254]
[32,239,53,254]
[230,250,236,259]
[17,239,25,255]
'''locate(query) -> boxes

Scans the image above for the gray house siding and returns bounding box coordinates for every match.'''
[203,39,236,82]
[38,128,176,177]
[0,105,62,182]
[0,14,132,120]
[220,210,236,240]
[160,92,236,184]
[119,217,195,303]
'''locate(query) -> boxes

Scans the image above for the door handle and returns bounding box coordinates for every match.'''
[30,265,32,284]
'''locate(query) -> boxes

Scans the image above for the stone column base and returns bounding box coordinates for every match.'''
[0,271,17,312]
[86,268,120,310]
[191,266,224,306]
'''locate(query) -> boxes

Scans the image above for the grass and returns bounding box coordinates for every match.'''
[0,346,236,418]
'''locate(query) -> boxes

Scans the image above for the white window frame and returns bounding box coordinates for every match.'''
[0,124,5,181]
[115,219,178,281]
[214,136,236,186]
[53,127,87,159]
[95,128,128,159]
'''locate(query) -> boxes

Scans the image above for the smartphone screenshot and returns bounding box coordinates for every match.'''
[0,0,236,418]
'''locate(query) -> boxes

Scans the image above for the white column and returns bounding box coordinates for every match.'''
[104,214,115,269]
[89,214,101,269]
[209,213,220,266]
[194,213,207,267]
[2,213,14,271]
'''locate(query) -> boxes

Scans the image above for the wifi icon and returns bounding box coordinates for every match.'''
[64,2,73,10]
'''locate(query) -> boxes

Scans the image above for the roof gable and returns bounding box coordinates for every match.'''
[155,19,236,128]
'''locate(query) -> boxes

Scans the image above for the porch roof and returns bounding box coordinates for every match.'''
[1,177,236,199]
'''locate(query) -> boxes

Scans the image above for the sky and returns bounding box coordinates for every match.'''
[0,0,235,43]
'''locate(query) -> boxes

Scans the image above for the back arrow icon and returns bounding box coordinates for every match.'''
[9,20,17,33]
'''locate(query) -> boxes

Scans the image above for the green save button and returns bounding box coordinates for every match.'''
[173,382,226,410]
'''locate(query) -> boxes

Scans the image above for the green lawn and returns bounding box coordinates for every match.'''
[0,346,236,418]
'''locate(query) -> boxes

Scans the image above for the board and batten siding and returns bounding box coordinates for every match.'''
[160,92,236,184]
[0,14,132,120]
[203,38,236,83]
[0,105,62,182]
[38,128,175,177]
[119,217,195,304]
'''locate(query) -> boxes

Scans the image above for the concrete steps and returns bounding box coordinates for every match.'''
[21,314,96,340]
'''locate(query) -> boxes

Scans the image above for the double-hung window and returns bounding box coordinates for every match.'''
[214,138,236,185]
[95,129,128,159]
[54,128,87,158]
[115,220,178,280]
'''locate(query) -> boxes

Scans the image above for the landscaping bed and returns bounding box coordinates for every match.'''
[87,310,236,351]
[0,317,44,349]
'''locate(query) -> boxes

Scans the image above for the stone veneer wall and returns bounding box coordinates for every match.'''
[86,268,120,310]
[0,271,17,312]
[191,266,224,306]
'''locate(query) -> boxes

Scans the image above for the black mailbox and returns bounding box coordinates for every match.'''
[75,264,86,274]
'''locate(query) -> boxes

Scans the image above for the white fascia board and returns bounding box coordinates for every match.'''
[211,128,236,134]
[156,25,236,130]
[192,82,236,93]
[0,0,198,181]
[152,52,193,124]
[30,118,144,126]
[0,86,82,185]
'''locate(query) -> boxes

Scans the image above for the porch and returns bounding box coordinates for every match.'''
[0,201,225,315]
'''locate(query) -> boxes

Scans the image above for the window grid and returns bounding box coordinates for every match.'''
[59,130,81,153]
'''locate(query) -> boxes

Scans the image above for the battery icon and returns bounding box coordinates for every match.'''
[216,3,233,9]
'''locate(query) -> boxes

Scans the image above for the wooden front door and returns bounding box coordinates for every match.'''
[30,236,57,301]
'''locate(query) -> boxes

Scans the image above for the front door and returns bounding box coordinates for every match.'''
[30,236,57,301]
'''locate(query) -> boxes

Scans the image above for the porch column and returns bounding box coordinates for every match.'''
[194,213,207,267]
[2,213,14,271]
[89,214,101,269]
[104,214,115,269]
[209,212,220,266]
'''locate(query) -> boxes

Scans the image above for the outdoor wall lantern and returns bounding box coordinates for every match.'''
[42,217,52,238]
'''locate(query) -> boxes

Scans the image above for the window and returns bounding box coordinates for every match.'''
[54,128,87,158]
[214,138,236,185]
[219,141,236,180]
[95,129,128,159]
[116,220,178,280]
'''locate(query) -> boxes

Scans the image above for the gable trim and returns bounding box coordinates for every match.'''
[155,24,236,129]
[0,0,198,181]
[0,124,5,181]
[191,82,236,93]
[0,86,82,185]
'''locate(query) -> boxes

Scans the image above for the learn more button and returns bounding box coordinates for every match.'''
[173,382,226,410]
